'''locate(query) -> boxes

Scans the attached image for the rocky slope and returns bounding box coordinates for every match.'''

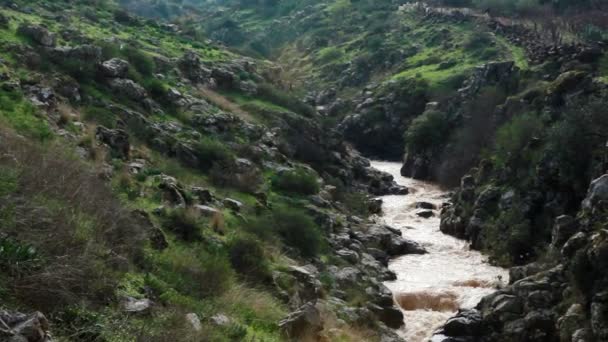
[414,5,608,342]
[0,1,422,341]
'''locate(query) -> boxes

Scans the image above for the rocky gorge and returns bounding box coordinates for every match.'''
[0,0,607,341]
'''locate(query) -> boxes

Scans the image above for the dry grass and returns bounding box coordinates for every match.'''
[0,129,146,312]
[195,86,254,122]
[56,103,79,126]
[210,211,225,234]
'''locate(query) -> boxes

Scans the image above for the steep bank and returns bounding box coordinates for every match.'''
[373,161,507,341]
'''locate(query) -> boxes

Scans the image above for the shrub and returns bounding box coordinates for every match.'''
[56,59,97,83]
[317,46,344,64]
[83,106,117,128]
[404,110,450,154]
[256,84,316,117]
[248,207,323,258]
[122,46,155,76]
[164,208,203,242]
[483,199,533,266]
[209,161,263,193]
[194,137,235,171]
[0,130,145,312]
[493,112,543,167]
[227,235,271,283]
[271,167,320,196]
[155,246,234,298]
[464,32,494,50]
[143,78,168,103]
[0,238,40,277]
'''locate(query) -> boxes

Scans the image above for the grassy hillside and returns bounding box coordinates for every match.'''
[0,1,410,341]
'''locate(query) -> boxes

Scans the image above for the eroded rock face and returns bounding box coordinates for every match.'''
[438,174,608,342]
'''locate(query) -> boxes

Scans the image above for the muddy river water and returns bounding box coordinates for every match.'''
[371,161,508,342]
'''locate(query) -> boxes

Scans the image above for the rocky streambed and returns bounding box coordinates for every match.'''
[371,161,508,342]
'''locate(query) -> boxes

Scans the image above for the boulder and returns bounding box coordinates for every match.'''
[122,297,153,314]
[223,198,243,212]
[591,293,608,339]
[17,24,56,47]
[416,201,436,210]
[368,198,383,214]
[416,210,434,218]
[557,304,586,342]
[367,303,403,329]
[210,314,231,326]
[178,51,211,83]
[0,310,52,342]
[440,309,483,337]
[192,205,219,217]
[157,175,187,207]
[336,249,359,263]
[191,187,214,204]
[96,126,130,159]
[278,302,322,340]
[285,265,322,305]
[387,235,427,256]
[48,45,102,64]
[100,58,130,78]
[561,232,588,258]
[582,174,608,210]
[185,313,202,332]
[334,267,361,286]
[132,209,168,250]
[108,78,147,101]
[551,215,578,248]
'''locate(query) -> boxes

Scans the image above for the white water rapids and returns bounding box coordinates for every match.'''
[371,161,508,342]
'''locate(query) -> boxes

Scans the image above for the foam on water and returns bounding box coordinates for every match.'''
[372,161,508,342]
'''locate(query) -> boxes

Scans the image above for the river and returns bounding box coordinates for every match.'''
[371,161,508,342]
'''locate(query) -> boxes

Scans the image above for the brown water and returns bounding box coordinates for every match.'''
[371,161,508,342]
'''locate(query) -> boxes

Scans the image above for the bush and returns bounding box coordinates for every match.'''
[248,207,323,258]
[271,167,320,196]
[0,130,145,312]
[317,46,344,64]
[493,112,543,167]
[227,235,271,283]
[83,106,117,128]
[56,59,98,82]
[0,238,40,277]
[143,78,168,103]
[155,246,233,298]
[256,84,316,117]
[122,46,155,76]
[209,161,263,193]
[194,137,235,171]
[164,208,203,242]
[404,110,450,154]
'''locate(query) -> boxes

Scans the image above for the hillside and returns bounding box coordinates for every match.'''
[1,0,608,342]
[0,1,413,341]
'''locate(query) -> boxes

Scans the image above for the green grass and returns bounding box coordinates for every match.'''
[0,90,52,141]
[495,36,529,70]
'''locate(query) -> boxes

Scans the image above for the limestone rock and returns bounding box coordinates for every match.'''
[18,24,56,47]
[100,58,130,78]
